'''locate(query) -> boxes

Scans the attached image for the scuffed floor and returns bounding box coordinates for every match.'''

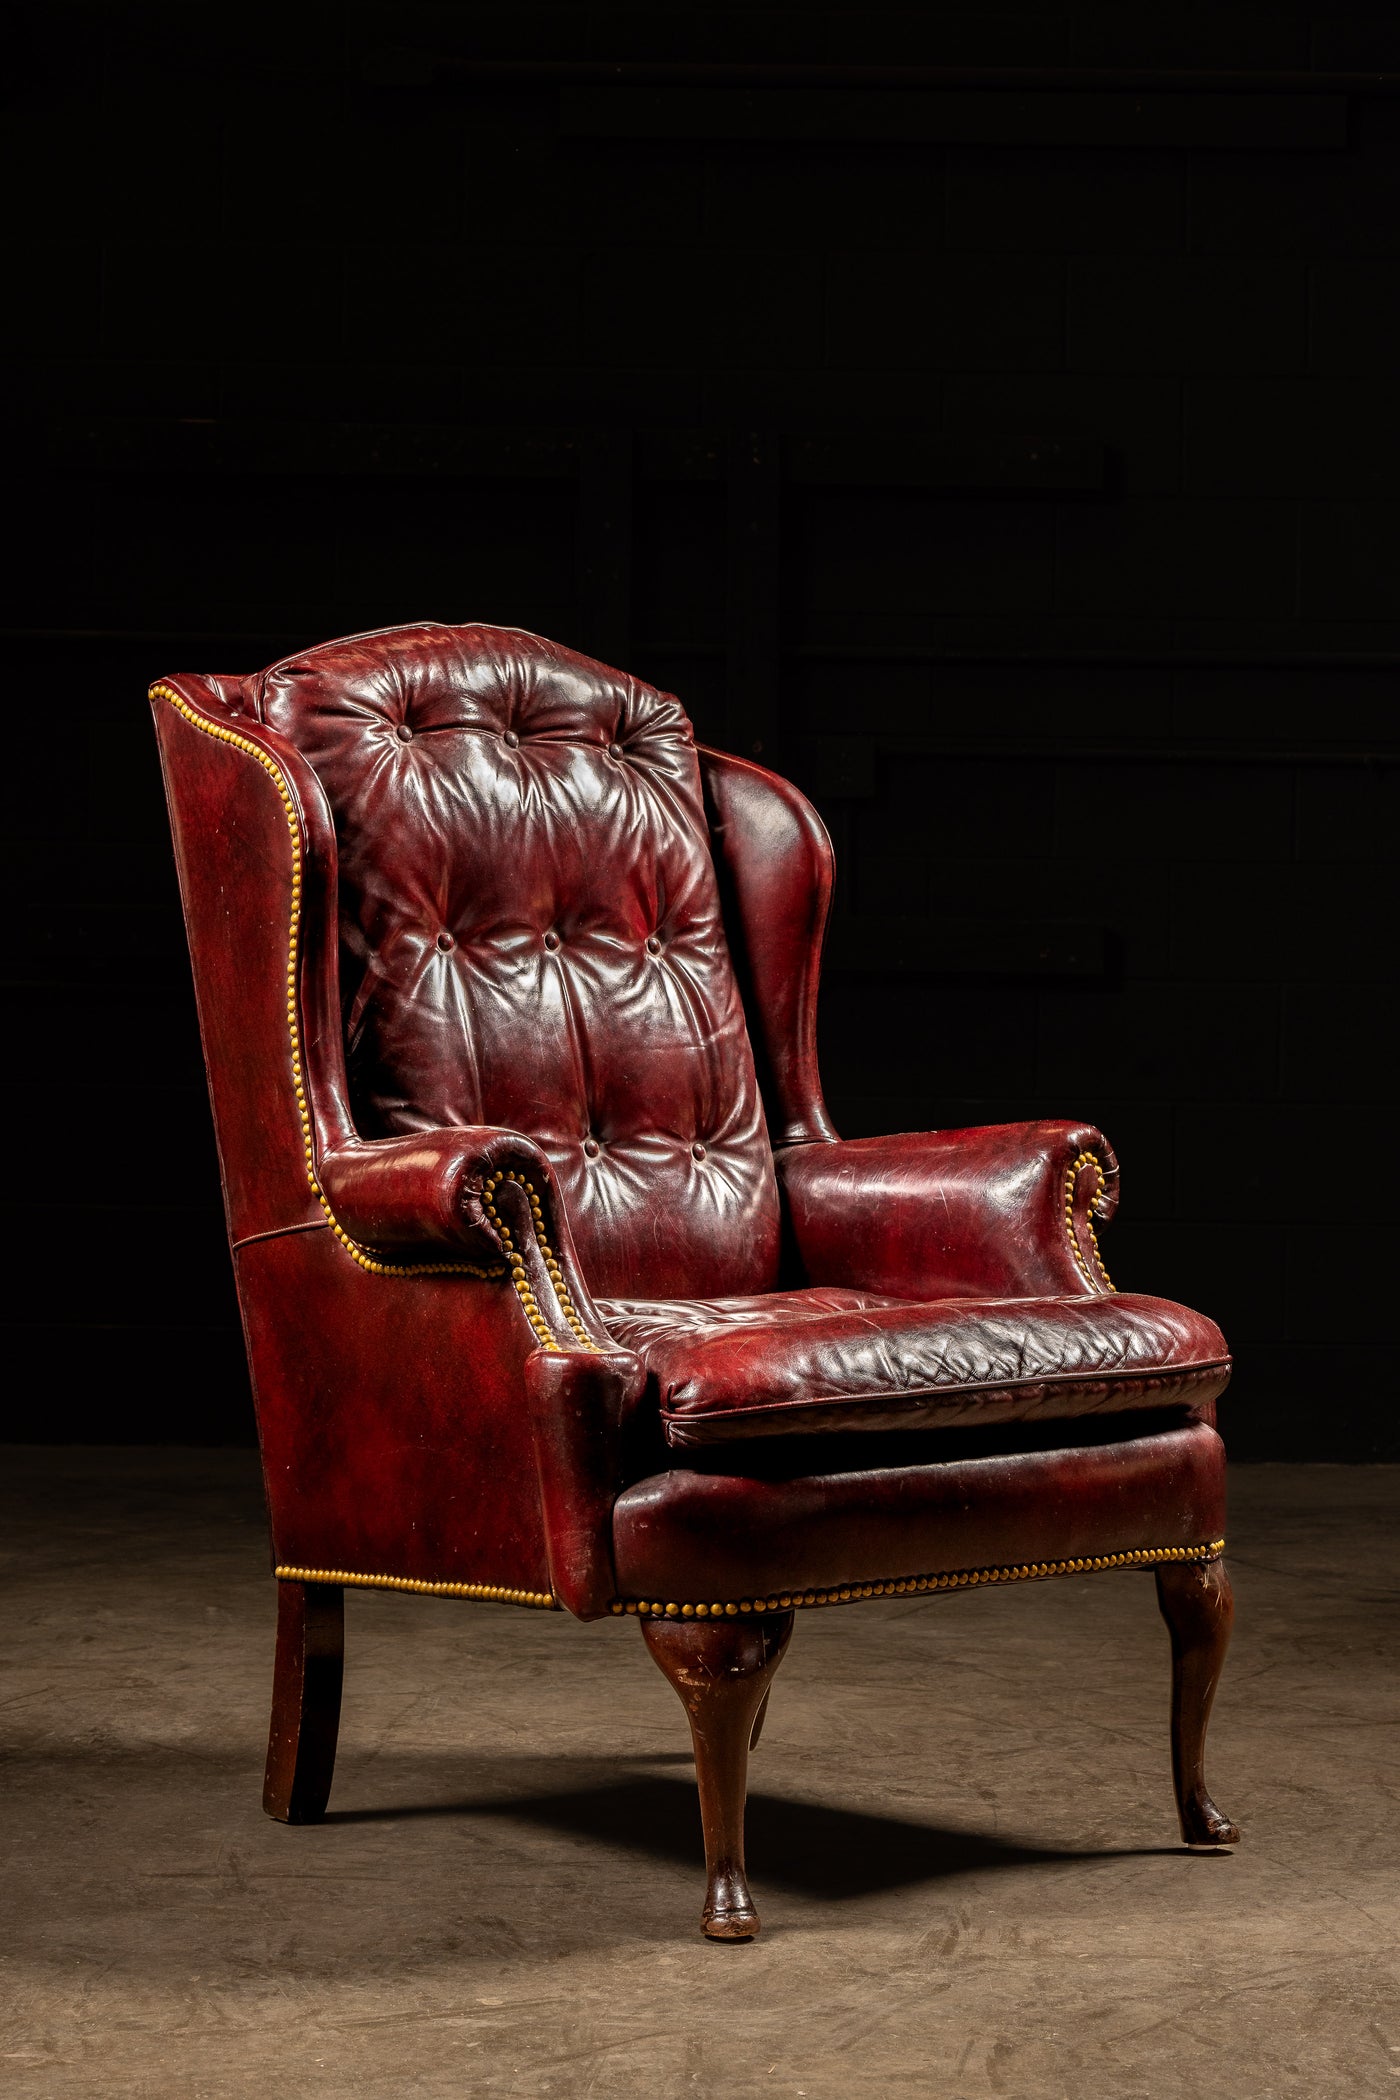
[1,1449,1397,2098]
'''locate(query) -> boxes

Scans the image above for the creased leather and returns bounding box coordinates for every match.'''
[600,1288,1229,1446]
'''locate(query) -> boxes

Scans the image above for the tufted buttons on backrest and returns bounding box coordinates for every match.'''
[254,622,781,1300]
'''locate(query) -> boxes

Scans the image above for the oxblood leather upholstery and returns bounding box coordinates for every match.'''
[150,621,1230,1632]
[612,1421,1225,1607]
[598,1289,1228,1447]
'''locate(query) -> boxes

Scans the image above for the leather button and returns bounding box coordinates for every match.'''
[583,1137,600,1159]
[691,1142,707,1162]
[436,931,454,952]
[609,741,624,760]
[395,722,414,742]
[503,729,520,749]
[544,931,560,952]
[645,935,661,955]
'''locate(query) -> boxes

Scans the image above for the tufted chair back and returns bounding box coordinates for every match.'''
[246,621,781,1301]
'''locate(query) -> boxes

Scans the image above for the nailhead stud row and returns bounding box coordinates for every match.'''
[481,1168,602,1353]
[608,1539,1225,1618]
[277,1564,556,1608]
[155,685,603,1356]
[1065,1149,1116,1292]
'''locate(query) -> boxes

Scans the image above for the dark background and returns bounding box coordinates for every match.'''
[4,5,1397,1457]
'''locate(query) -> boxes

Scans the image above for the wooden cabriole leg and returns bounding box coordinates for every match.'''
[263,1579,344,1824]
[642,1611,794,1941]
[1155,1556,1240,1848]
[749,1686,772,1751]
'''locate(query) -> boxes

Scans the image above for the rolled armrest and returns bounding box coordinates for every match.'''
[318,1127,614,1358]
[776,1121,1120,1301]
[318,1126,554,1259]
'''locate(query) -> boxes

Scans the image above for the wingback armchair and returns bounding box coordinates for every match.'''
[151,622,1237,1940]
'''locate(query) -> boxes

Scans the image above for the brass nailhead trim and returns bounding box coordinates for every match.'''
[154,684,602,1350]
[608,1538,1225,1618]
[1065,1148,1116,1292]
[277,1564,556,1609]
[482,1168,600,1354]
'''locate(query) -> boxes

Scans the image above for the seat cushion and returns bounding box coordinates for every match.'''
[599,1287,1230,1449]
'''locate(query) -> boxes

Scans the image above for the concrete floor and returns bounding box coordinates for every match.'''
[1,1453,1397,2099]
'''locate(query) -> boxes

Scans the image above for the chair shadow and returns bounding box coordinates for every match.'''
[325,1762,1210,1900]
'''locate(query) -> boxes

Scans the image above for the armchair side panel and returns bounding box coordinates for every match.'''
[235,1229,555,1600]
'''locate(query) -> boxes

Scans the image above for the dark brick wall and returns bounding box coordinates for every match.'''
[4,6,1398,1452]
